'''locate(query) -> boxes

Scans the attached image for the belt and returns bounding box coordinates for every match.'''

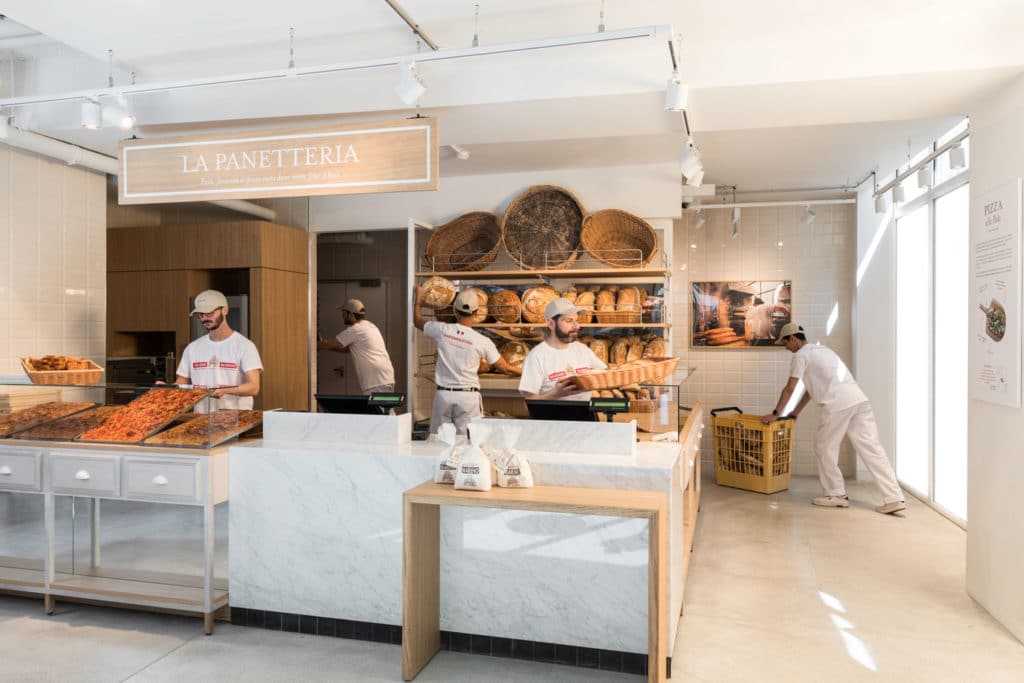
[438,386,480,392]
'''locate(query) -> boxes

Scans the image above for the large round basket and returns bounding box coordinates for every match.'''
[424,212,502,272]
[501,185,585,270]
[581,209,658,268]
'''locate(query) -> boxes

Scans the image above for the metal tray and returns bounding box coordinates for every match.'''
[12,405,122,441]
[0,402,97,439]
[74,389,207,445]
[142,411,263,449]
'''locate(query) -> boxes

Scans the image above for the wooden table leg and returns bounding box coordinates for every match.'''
[648,509,667,683]
[402,499,440,681]
[44,594,55,615]
[204,612,215,635]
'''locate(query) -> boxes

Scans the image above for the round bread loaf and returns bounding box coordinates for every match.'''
[522,285,559,323]
[489,289,522,323]
[642,338,668,358]
[562,286,578,303]
[498,341,530,370]
[575,290,596,323]
[458,287,489,325]
[420,276,457,309]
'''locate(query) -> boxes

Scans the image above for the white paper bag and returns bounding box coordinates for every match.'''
[455,422,493,491]
[491,425,534,488]
[434,423,464,485]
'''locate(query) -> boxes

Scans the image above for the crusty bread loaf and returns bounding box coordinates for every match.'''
[498,341,530,370]
[489,289,522,323]
[609,337,630,365]
[578,335,594,345]
[562,286,577,303]
[459,287,490,325]
[642,338,668,358]
[627,338,645,362]
[575,290,596,323]
[589,338,610,365]
[596,289,616,314]
[421,276,457,309]
[616,287,642,313]
[522,285,559,323]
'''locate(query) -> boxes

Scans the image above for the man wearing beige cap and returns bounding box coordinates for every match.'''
[519,297,607,401]
[318,298,395,395]
[414,286,521,434]
[762,323,906,515]
[173,289,263,413]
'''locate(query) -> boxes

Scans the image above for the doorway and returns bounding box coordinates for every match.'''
[316,279,390,395]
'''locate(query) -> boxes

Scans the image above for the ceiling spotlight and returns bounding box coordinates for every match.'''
[874,194,888,214]
[685,167,704,188]
[680,136,701,179]
[80,99,101,129]
[694,208,706,228]
[949,142,966,169]
[449,144,470,161]
[802,206,816,224]
[917,166,933,189]
[892,183,906,204]
[665,71,688,111]
[102,98,135,130]
[395,61,427,106]
[732,207,741,238]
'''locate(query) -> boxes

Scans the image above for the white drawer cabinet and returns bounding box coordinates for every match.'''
[0,448,43,492]
[125,457,201,503]
[49,452,121,498]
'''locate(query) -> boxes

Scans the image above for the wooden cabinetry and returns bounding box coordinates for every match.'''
[107,221,310,410]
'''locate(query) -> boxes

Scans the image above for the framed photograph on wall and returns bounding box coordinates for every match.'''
[691,281,792,348]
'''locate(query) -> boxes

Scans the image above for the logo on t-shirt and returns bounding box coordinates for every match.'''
[193,362,208,368]
[219,362,237,369]
[575,367,591,374]
[547,370,567,381]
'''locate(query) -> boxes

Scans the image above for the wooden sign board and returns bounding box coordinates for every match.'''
[118,118,438,204]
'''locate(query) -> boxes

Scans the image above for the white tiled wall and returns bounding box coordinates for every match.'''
[0,145,107,376]
[671,204,857,478]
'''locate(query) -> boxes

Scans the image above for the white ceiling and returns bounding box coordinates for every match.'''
[2,1,1022,201]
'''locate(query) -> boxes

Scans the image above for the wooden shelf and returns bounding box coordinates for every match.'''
[463,322,670,329]
[416,267,669,279]
[50,573,228,610]
[0,564,45,591]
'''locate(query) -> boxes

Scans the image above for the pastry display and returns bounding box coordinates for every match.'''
[143,409,263,448]
[14,405,122,441]
[521,285,559,323]
[420,276,458,309]
[489,289,522,324]
[0,402,96,438]
[78,388,207,443]
[24,355,93,371]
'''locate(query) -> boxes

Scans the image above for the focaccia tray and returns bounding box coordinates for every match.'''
[77,388,207,444]
[13,405,123,441]
[0,402,97,438]
[143,409,263,448]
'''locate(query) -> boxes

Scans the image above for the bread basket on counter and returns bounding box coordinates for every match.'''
[568,357,679,391]
[20,357,104,385]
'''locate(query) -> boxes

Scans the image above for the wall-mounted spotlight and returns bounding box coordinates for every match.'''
[694,208,705,228]
[685,167,704,188]
[80,99,101,129]
[802,205,816,225]
[680,136,702,179]
[101,97,135,130]
[949,142,966,169]
[731,207,741,238]
[395,61,427,105]
[917,166,933,189]
[892,183,906,204]
[874,194,888,214]
[665,71,688,112]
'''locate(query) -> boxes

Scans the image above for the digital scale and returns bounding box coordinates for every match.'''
[589,396,631,423]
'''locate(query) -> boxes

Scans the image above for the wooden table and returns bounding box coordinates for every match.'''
[402,481,668,682]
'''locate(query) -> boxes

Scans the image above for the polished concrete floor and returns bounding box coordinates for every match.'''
[1,475,1022,682]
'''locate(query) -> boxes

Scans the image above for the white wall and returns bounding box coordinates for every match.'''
[0,145,107,377]
[964,74,1024,643]
[674,204,857,477]
[310,163,681,231]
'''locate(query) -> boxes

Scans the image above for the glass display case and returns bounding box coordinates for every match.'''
[601,366,696,438]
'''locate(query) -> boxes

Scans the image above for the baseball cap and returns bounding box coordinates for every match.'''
[341,298,365,314]
[453,289,480,315]
[544,297,584,320]
[775,322,804,344]
[191,289,228,314]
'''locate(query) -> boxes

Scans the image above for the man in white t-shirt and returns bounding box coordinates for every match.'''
[318,298,395,394]
[761,323,905,514]
[414,286,521,435]
[519,297,607,402]
[173,289,263,413]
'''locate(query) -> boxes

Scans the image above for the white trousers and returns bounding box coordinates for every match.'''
[430,390,483,436]
[814,401,904,504]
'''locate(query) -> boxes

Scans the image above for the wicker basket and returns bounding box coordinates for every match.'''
[20,357,104,385]
[581,209,658,268]
[424,211,502,272]
[569,357,679,391]
[501,185,585,270]
[595,304,643,325]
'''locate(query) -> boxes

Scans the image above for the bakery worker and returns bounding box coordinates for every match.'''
[519,297,608,401]
[413,285,521,435]
[174,289,263,413]
[317,298,395,395]
[761,323,906,514]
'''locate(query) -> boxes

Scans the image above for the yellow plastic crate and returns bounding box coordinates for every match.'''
[711,408,793,494]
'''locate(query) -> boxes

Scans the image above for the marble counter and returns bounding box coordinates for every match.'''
[229,415,684,655]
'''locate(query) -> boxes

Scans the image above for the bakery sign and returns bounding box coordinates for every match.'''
[118,117,438,204]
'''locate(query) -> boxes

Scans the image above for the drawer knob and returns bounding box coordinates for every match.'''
[0,465,12,476]
[152,475,169,486]
[74,470,91,481]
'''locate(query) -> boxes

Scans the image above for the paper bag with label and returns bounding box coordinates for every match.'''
[434,423,465,485]
[491,425,534,488]
[454,422,493,491]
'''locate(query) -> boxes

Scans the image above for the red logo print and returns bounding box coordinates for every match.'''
[193,362,209,368]
[547,370,567,381]
[219,362,238,369]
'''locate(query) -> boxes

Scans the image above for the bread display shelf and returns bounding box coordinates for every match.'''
[461,322,670,329]
[415,267,669,279]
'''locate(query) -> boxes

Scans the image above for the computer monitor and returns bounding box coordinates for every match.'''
[314,394,386,415]
[525,399,596,422]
